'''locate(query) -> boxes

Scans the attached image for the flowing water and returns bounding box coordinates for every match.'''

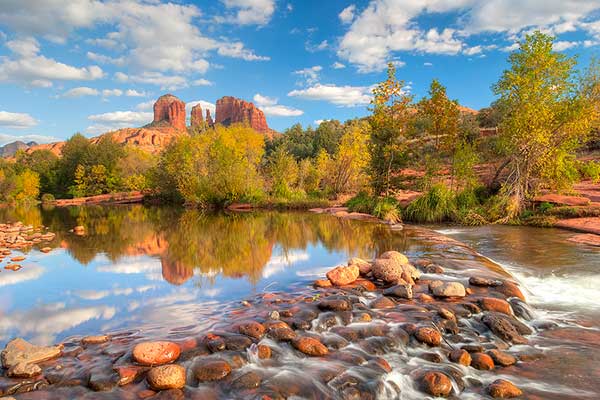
[0,205,599,399]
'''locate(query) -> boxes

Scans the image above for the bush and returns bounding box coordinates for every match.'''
[538,201,554,214]
[578,160,600,183]
[41,193,55,203]
[346,191,375,214]
[404,184,457,223]
[372,197,401,222]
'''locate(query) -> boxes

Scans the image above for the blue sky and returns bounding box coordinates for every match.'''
[0,0,599,145]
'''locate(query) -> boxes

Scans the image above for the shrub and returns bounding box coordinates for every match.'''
[578,160,600,183]
[346,191,375,214]
[538,201,554,214]
[404,184,457,223]
[372,197,401,222]
[41,193,55,203]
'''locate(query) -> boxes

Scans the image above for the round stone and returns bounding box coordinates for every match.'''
[147,364,186,390]
[414,327,442,346]
[132,341,181,366]
[292,337,328,356]
[487,379,523,398]
[419,371,453,397]
[194,360,231,382]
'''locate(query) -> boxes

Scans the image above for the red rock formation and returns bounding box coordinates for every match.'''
[153,94,186,131]
[190,104,204,128]
[206,109,214,127]
[215,96,268,132]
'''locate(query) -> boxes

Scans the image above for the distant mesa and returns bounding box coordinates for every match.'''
[0,140,38,157]
[20,94,274,157]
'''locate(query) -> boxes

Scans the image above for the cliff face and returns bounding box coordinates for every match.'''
[152,94,186,131]
[215,96,269,132]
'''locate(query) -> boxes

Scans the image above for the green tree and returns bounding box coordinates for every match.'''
[369,62,414,195]
[418,79,461,154]
[267,147,299,198]
[493,31,600,213]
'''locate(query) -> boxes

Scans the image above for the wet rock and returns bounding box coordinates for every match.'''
[495,281,526,301]
[461,344,484,353]
[89,370,118,391]
[422,264,445,274]
[344,278,377,291]
[268,327,297,341]
[371,259,404,283]
[487,379,523,398]
[370,296,396,309]
[486,349,517,367]
[471,353,494,370]
[420,352,443,363]
[1,338,62,368]
[318,298,351,311]
[232,371,262,389]
[224,335,253,351]
[348,257,372,275]
[194,360,231,382]
[460,302,481,314]
[480,298,513,315]
[383,283,413,299]
[132,341,181,366]
[147,364,186,390]
[292,337,328,356]
[449,349,471,366]
[257,344,272,359]
[237,321,266,339]
[314,279,332,288]
[114,365,148,386]
[7,362,42,378]
[380,251,409,264]
[431,282,466,298]
[437,308,455,321]
[205,334,226,353]
[82,335,110,345]
[482,313,529,344]
[469,276,503,287]
[419,371,453,397]
[414,327,442,346]
[326,265,359,286]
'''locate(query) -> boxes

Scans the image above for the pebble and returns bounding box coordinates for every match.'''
[431,281,466,297]
[237,321,266,339]
[82,335,110,345]
[292,337,328,356]
[449,349,472,366]
[414,327,442,346]
[132,341,181,366]
[471,352,495,370]
[194,360,231,382]
[419,371,453,397]
[487,379,523,398]
[147,364,186,390]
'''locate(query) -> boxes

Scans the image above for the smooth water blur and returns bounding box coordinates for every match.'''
[0,205,414,347]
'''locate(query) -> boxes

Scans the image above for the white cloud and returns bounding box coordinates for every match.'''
[217,42,270,61]
[192,79,213,86]
[186,100,216,117]
[253,93,303,117]
[0,37,103,86]
[314,119,325,125]
[116,71,188,91]
[62,86,99,98]
[220,0,276,25]
[0,133,60,146]
[288,83,373,107]
[294,65,322,85]
[306,40,329,53]
[553,40,580,51]
[86,51,125,66]
[102,89,123,97]
[135,100,155,111]
[423,62,433,66]
[337,0,600,72]
[125,89,146,97]
[332,62,346,69]
[86,110,152,133]
[339,5,356,24]
[0,111,38,128]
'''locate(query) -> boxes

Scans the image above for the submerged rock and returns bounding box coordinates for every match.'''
[487,349,517,367]
[194,359,232,382]
[487,379,523,398]
[414,327,442,346]
[132,341,181,366]
[482,313,529,344]
[147,364,186,390]
[480,297,513,315]
[419,371,453,397]
[292,337,328,356]
[1,338,62,368]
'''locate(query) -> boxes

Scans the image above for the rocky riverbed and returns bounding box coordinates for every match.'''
[0,230,544,399]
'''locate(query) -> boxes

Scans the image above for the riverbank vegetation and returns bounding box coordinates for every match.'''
[1,31,599,225]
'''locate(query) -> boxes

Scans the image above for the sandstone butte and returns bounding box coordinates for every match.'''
[24,94,274,157]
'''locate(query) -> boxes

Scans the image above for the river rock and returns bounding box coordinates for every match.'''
[132,341,181,366]
[469,276,503,287]
[326,265,359,286]
[194,360,231,382]
[147,364,186,390]
[480,298,513,315]
[432,282,466,298]
[383,283,413,299]
[318,298,351,311]
[482,313,529,344]
[232,371,262,389]
[487,379,523,398]
[257,344,272,359]
[237,321,266,339]
[495,281,526,301]
[314,279,332,288]
[419,371,453,397]
[471,352,494,370]
[348,257,372,275]
[370,296,396,309]
[7,362,42,378]
[268,327,297,341]
[292,337,328,356]
[114,365,148,386]
[449,349,471,366]
[380,251,409,264]
[414,327,442,346]
[82,335,110,345]
[487,349,517,367]
[1,338,62,368]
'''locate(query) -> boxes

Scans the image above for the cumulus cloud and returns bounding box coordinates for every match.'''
[306,40,329,53]
[86,51,125,66]
[86,110,152,134]
[62,86,147,98]
[339,5,356,24]
[288,83,373,107]
[253,93,303,117]
[116,71,188,91]
[219,0,276,25]
[217,42,270,61]
[332,62,346,69]
[0,37,103,87]
[192,78,213,86]
[186,100,216,117]
[0,111,38,128]
[337,0,600,72]
[294,65,322,85]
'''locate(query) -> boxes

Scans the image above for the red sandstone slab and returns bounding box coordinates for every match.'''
[534,194,590,206]
[567,234,600,247]
[555,217,600,235]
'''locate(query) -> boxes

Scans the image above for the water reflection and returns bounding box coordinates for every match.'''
[0,205,402,345]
